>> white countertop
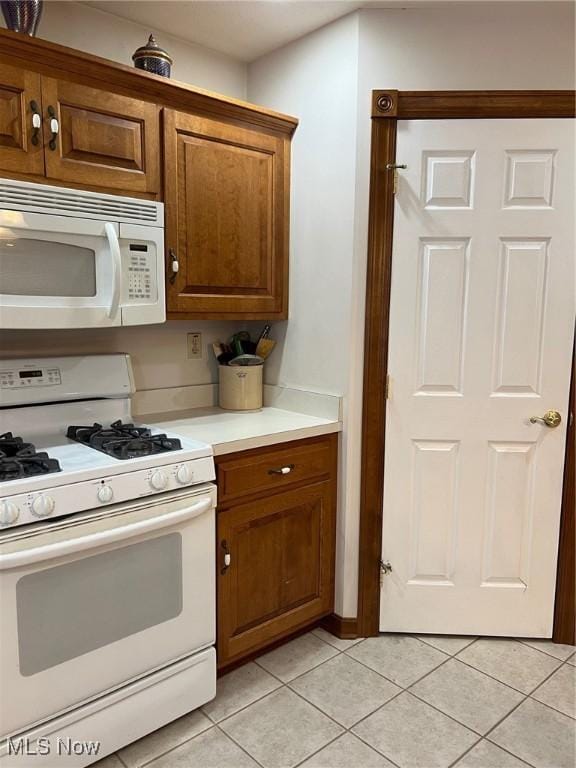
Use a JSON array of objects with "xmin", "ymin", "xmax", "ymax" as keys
[{"xmin": 142, "ymin": 406, "xmax": 341, "ymax": 455}]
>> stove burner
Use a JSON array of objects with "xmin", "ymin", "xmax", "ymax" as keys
[
  {"xmin": 66, "ymin": 420, "xmax": 182, "ymax": 460},
  {"xmin": 0, "ymin": 432, "xmax": 61, "ymax": 482}
]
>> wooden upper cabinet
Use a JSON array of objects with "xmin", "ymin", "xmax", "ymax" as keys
[
  {"xmin": 0, "ymin": 59, "xmax": 44, "ymax": 176},
  {"xmin": 40, "ymin": 78, "xmax": 160, "ymax": 196},
  {"xmin": 164, "ymin": 109, "xmax": 290, "ymax": 319}
]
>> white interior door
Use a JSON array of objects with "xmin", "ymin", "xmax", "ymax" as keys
[{"xmin": 381, "ymin": 119, "xmax": 575, "ymax": 637}]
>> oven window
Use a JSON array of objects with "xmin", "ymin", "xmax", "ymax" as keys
[
  {"xmin": 0, "ymin": 236, "xmax": 97, "ymax": 297},
  {"xmin": 16, "ymin": 534, "xmax": 183, "ymax": 676}
]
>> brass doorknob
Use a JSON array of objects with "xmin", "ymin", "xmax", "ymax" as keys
[{"xmin": 530, "ymin": 410, "xmax": 561, "ymax": 428}]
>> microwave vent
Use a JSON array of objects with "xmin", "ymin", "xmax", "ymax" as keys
[{"xmin": 0, "ymin": 181, "xmax": 162, "ymax": 226}]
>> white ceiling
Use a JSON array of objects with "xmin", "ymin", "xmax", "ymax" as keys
[{"xmin": 84, "ymin": 1, "xmax": 567, "ymax": 62}]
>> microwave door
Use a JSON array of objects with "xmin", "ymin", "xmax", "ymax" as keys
[{"xmin": 0, "ymin": 211, "xmax": 122, "ymax": 329}]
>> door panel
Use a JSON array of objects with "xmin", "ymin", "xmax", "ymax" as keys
[
  {"xmin": 217, "ymin": 481, "xmax": 333, "ymax": 666},
  {"xmin": 41, "ymin": 78, "xmax": 160, "ymax": 196},
  {"xmin": 0, "ymin": 60, "xmax": 44, "ymax": 177},
  {"xmin": 164, "ymin": 109, "xmax": 289, "ymax": 318},
  {"xmin": 381, "ymin": 119, "xmax": 575, "ymax": 637}
]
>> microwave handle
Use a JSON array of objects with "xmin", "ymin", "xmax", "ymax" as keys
[
  {"xmin": 105, "ymin": 222, "xmax": 122, "ymax": 320},
  {"xmin": 0, "ymin": 496, "xmax": 212, "ymax": 571}
]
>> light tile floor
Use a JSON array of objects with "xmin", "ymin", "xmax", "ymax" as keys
[{"xmin": 96, "ymin": 631, "xmax": 575, "ymax": 768}]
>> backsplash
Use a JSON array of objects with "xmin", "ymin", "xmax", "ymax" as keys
[{"xmin": 0, "ymin": 322, "xmax": 241, "ymax": 391}]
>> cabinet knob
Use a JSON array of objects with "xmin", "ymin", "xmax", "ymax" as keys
[
  {"xmin": 47, "ymin": 105, "xmax": 59, "ymax": 151},
  {"xmin": 169, "ymin": 248, "xmax": 179, "ymax": 284},
  {"xmin": 221, "ymin": 540, "xmax": 231, "ymax": 574},
  {"xmin": 30, "ymin": 100, "xmax": 41, "ymax": 146}
]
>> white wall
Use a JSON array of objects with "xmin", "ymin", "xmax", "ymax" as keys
[
  {"xmin": 249, "ymin": 2, "xmax": 576, "ymax": 617},
  {"xmin": 1, "ymin": 1, "xmax": 246, "ymax": 97},
  {"xmin": 248, "ymin": 13, "xmax": 361, "ymax": 616},
  {"xmin": 0, "ymin": 2, "xmax": 248, "ymax": 392}
]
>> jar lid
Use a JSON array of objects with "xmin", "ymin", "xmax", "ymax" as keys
[{"xmin": 132, "ymin": 34, "xmax": 173, "ymax": 65}]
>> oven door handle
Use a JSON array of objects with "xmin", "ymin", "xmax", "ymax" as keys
[
  {"xmin": 105, "ymin": 222, "xmax": 122, "ymax": 320},
  {"xmin": 0, "ymin": 496, "xmax": 213, "ymax": 571}
]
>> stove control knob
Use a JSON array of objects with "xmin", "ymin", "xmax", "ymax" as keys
[
  {"xmin": 150, "ymin": 470, "xmax": 168, "ymax": 491},
  {"xmin": 97, "ymin": 484, "xmax": 114, "ymax": 504},
  {"xmin": 0, "ymin": 501, "xmax": 19, "ymax": 526},
  {"xmin": 31, "ymin": 494, "xmax": 55, "ymax": 518},
  {"xmin": 176, "ymin": 465, "xmax": 193, "ymax": 485}
]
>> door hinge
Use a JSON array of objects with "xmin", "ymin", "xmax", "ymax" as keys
[
  {"xmin": 386, "ymin": 163, "xmax": 407, "ymax": 194},
  {"xmin": 385, "ymin": 374, "xmax": 391, "ymax": 400},
  {"xmin": 379, "ymin": 559, "xmax": 393, "ymax": 587}
]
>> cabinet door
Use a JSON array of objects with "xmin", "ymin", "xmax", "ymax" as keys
[
  {"xmin": 217, "ymin": 481, "xmax": 335, "ymax": 666},
  {"xmin": 41, "ymin": 77, "xmax": 160, "ymax": 196},
  {"xmin": 0, "ymin": 60, "xmax": 44, "ymax": 177},
  {"xmin": 164, "ymin": 109, "xmax": 289, "ymax": 319}
]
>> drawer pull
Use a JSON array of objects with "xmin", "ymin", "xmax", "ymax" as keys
[
  {"xmin": 268, "ymin": 464, "xmax": 295, "ymax": 476},
  {"xmin": 221, "ymin": 539, "xmax": 231, "ymax": 574}
]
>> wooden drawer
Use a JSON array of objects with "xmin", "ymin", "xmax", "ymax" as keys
[{"xmin": 216, "ymin": 436, "xmax": 335, "ymax": 504}]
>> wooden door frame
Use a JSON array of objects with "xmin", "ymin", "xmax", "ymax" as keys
[{"xmin": 357, "ymin": 90, "xmax": 576, "ymax": 641}]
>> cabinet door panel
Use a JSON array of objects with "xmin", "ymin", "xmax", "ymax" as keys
[
  {"xmin": 0, "ymin": 60, "xmax": 44, "ymax": 176},
  {"xmin": 235, "ymin": 514, "xmax": 283, "ymax": 631},
  {"xmin": 165, "ymin": 109, "xmax": 289, "ymax": 318},
  {"xmin": 41, "ymin": 78, "xmax": 160, "ymax": 196},
  {"xmin": 218, "ymin": 481, "xmax": 335, "ymax": 666}
]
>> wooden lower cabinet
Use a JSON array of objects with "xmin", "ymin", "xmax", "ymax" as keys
[{"xmin": 216, "ymin": 435, "xmax": 337, "ymax": 669}]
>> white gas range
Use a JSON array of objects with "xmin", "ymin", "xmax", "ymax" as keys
[{"xmin": 0, "ymin": 355, "xmax": 217, "ymax": 767}]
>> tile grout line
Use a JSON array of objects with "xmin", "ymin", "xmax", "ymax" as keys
[
  {"xmin": 135, "ymin": 722, "xmax": 214, "ymax": 768},
  {"xmin": 345, "ymin": 638, "xmax": 455, "ymax": 691},
  {"xmin": 450, "ymin": 737, "xmax": 534, "ymax": 768},
  {"xmin": 215, "ymin": 633, "xmax": 439, "ymax": 767},
  {"xmin": 321, "ymin": 635, "xmax": 573, "ymax": 768},
  {"xmin": 448, "ymin": 649, "xmax": 576, "ymax": 768},
  {"xmin": 214, "ymin": 723, "xmax": 267, "ymax": 768},
  {"xmin": 201, "ymin": 672, "xmax": 283, "ymax": 726},
  {"xmin": 253, "ymin": 640, "xmax": 342, "ymax": 683},
  {"xmin": 478, "ymin": 655, "xmax": 576, "ymax": 768},
  {"xmin": 349, "ymin": 728, "xmax": 405, "ymax": 768},
  {"xmin": 290, "ymin": 731, "xmax": 352, "ymax": 768},
  {"xmin": 449, "ymin": 640, "xmax": 565, "ymax": 696},
  {"xmin": 128, "ymin": 632, "xmax": 575, "ymax": 768},
  {"xmin": 516, "ymin": 640, "xmax": 576, "ymax": 664},
  {"xmin": 416, "ymin": 636, "xmax": 478, "ymax": 654}
]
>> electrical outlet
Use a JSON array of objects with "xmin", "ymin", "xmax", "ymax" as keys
[{"xmin": 187, "ymin": 332, "xmax": 202, "ymax": 359}]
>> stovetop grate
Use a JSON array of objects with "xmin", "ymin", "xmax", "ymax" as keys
[
  {"xmin": 0, "ymin": 432, "xmax": 62, "ymax": 482},
  {"xmin": 66, "ymin": 420, "xmax": 182, "ymax": 460}
]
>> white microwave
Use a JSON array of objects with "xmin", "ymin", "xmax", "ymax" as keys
[{"xmin": 0, "ymin": 179, "xmax": 166, "ymax": 329}]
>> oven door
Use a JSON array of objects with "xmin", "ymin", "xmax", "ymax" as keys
[
  {"xmin": 0, "ymin": 485, "xmax": 216, "ymax": 738},
  {"xmin": 0, "ymin": 210, "xmax": 122, "ymax": 329}
]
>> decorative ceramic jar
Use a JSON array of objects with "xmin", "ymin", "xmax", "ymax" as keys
[
  {"xmin": 1, "ymin": 0, "xmax": 43, "ymax": 36},
  {"xmin": 132, "ymin": 34, "xmax": 173, "ymax": 78}
]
